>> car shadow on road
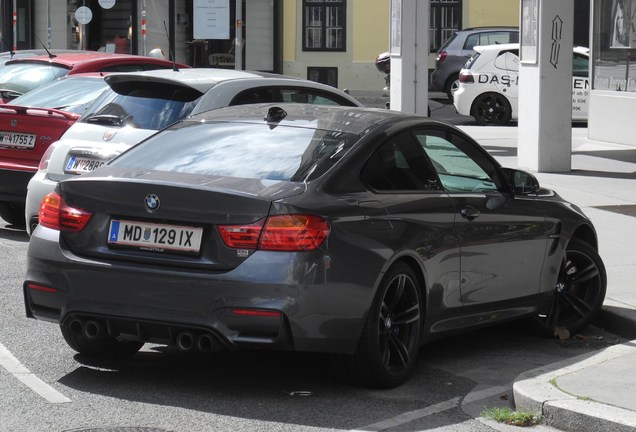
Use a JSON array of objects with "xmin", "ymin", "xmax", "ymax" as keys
[
  {"xmin": 53, "ymin": 323, "xmax": 625, "ymax": 431},
  {"xmin": 0, "ymin": 224, "xmax": 29, "ymax": 242}
]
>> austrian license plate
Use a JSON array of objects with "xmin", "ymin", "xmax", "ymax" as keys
[
  {"xmin": 65, "ymin": 156, "xmax": 106, "ymax": 174},
  {"xmin": 108, "ymin": 219, "xmax": 203, "ymax": 254},
  {"xmin": 0, "ymin": 131, "xmax": 36, "ymax": 149}
]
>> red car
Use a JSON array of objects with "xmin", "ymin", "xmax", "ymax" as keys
[
  {"xmin": 0, "ymin": 51, "xmax": 188, "ymax": 102},
  {"xmin": 0, "ymin": 52, "xmax": 189, "ymax": 226}
]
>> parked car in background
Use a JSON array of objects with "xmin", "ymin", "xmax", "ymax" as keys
[
  {"xmin": 0, "ymin": 51, "xmax": 187, "ymax": 102},
  {"xmin": 24, "ymin": 103, "xmax": 606, "ymax": 388},
  {"xmin": 453, "ymin": 43, "xmax": 589, "ymax": 125},
  {"xmin": 0, "ymin": 74, "xmax": 110, "ymax": 226},
  {"xmin": 24, "ymin": 68, "xmax": 362, "ymax": 233},
  {"xmin": 430, "ymin": 27, "xmax": 519, "ymax": 100},
  {"xmin": 0, "ymin": 49, "xmax": 86, "ymax": 67}
]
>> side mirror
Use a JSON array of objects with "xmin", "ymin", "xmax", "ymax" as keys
[{"xmin": 501, "ymin": 168, "xmax": 540, "ymax": 195}]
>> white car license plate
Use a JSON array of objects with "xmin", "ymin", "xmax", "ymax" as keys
[
  {"xmin": 0, "ymin": 131, "xmax": 36, "ymax": 148},
  {"xmin": 65, "ymin": 156, "xmax": 106, "ymax": 174},
  {"xmin": 108, "ymin": 219, "xmax": 203, "ymax": 254}
]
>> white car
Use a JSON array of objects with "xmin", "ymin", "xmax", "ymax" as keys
[
  {"xmin": 25, "ymin": 68, "xmax": 361, "ymax": 233},
  {"xmin": 453, "ymin": 43, "xmax": 589, "ymax": 125}
]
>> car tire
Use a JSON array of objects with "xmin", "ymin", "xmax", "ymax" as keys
[
  {"xmin": 0, "ymin": 202, "xmax": 26, "ymax": 228},
  {"xmin": 445, "ymin": 74, "xmax": 460, "ymax": 101},
  {"xmin": 471, "ymin": 92, "xmax": 512, "ymax": 125},
  {"xmin": 333, "ymin": 262, "xmax": 423, "ymax": 388},
  {"xmin": 61, "ymin": 321, "xmax": 144, "ymax": 359},
  {"xmin": 534, "ymin": 238, "xmax": 607, "ymax": 337}
]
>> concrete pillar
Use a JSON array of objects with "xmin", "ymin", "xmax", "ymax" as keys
[
  {"xmin": 518, "ymin": 0, "xmax": 574, "ymax": 172},
  {"xmin": 389, "ymin": 0, "xmax": 429, "ymax": 115}
]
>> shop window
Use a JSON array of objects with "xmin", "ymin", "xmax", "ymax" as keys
[
  {"xmin": 430, "ymin": 0, "xmax": 461, "ymax": 52},
  {"xmin": 308, "ymin": 67, "xmax": 338, "ymax": 87},
  {"xmin": 303, "ymin": 0, "xmax": 346, "ymax": 51},
  {"xmin": 592, "ymin": 0, "xmax": 636, "ymax": 92}
]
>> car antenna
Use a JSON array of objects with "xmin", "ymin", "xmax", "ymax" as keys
[
  {"xmin": 163, "ymin": 21, "xmax": 179, "ymax": 72},
  {"xmin": 34, "ymin": 34, "xmax": 56, "ymax": 59}
]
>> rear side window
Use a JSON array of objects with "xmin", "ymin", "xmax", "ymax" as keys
[
  {"xmin": 464, "ymin": 31, "xmax": 518, "ymax": 51},
  {"xmin": 361, "ymin": 132, "xmax": 442, "ymax": 192},
  {"xmin": 230, "ymin": 87, "xmax": 356, "ymax": 107}
]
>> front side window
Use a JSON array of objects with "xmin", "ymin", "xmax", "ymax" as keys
[
  {"xmin": 415, "ymin": 130, "xmax": 501, "ymax": 193},
  {"xmin": 303, "ymin": 0, "xmax": 346, "ymax": 51}
]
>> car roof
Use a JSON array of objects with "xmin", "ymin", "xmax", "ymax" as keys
[
  {"xmin": 103, "ymin": 68, "xmax": 361, "ymax": 108},
  {"xmin": 186, "ymin": 103, "xmax": 441, "ymax": 136},
  {"xmin": 4, "ymin": 51, "xmax": 183, "ymax": 70},
  {"xmin": 460, "ymin": 26, "xmax": 519, "ymax": 32},
  {"xmin": 473, "ymin": 43, "xmax": 520, "ymax": 54},
  {"xmin": 474, "ymin": 43, "xmax": 589, "ymax": 57}
]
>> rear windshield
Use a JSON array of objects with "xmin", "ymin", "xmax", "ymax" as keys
[
  {"xmin": 0, "ymin": 63, "xmax": 69, "ymax": 95},
  {"xmin": 9, "ymin": 77, "xmax": 108, "ymax": 114},
  {"xmin": 79, "ymin": 83, "xmax": 201, "ymax": 130},
  {"xmin": 111, "ymin": 121, "xmax": 358, "ymax": 182}
]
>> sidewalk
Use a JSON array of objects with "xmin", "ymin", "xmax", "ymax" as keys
[{"xmin": 461, "ymin": 125, "xmax": 636, "ymax": 432}]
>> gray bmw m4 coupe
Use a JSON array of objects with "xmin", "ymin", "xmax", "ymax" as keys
[{"xmin": 24, "ymin": 103, "xmax": 606, "ymax": 388}]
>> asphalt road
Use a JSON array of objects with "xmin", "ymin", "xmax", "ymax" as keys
[{"xmin": 0, "ymin": 218, "xmax": 625, "ymax": 432}]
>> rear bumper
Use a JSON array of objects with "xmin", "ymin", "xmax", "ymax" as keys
[{"xmin": 24, "ymin": 226, "xmax": 380, "ymax": 354}]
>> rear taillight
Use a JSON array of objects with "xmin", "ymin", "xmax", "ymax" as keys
[
  {"xmin": 38, "ymin": 143, "xmax": 57, "ymax": 172},
  {"xmin": 458, "ymin": 72, "xmax": 474, "ymax": 83},
  {"xmin": 218, "ymin": 214, "xmax": 329, "ymax": 252},
  {"xmin": 218, "ymin": 219, "xmax": 265, "ymax": 248},
  {"xmin": 436, "ymin": 51, "xmax": 448, "ymax": 63},
  {"xmin": 39, "ymin": 192, "xmax": 93, "ymax": 232}
]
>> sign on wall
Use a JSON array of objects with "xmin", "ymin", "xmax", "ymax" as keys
[{"xmin": 193, "ymin": 0, "xmax": 230, "ymax": 40}]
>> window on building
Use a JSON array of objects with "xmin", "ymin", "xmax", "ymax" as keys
[
  {"xmin": 430, "ymin": 0, "xmax": 461, "ymax": 52},
  {"xmin": 308, "ymin": 67, "xmax": 338, "ymax": 88},
  {"xmin": 303, "ymin": 0, "xmax": 346, "ymax": 51}
]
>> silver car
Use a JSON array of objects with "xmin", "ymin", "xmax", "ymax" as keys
[{"xmin": 25, "ymin": 68, "xmax": 361, "ymax": 233}]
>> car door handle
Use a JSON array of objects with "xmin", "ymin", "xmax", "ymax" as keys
[{"xmin": 460, "ymin": 206, "xmax": 480, "ymax": 220}]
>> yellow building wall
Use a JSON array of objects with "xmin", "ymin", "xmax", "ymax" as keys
[
  {"xmin": 283, "ymin": 0, "xmax": 297, "ymax": 62},
  {"xmin": 464, "ymin": 0, "xmax": 519, "ymax": 27},
  {"xmin": 352, "ymin": 0, "xmax": 390, "ymax": 62}
]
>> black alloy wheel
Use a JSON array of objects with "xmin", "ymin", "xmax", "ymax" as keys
[
  {"xmin": 538, "ymin": 239, "xmax": 607, "ymax": 337},
  {"xmin": 336, "ymin": 262, "xmax": 423, "ymax": 388},
  {"xmin": 472, "ymin": 92, "xmax": 512, "ymax": 125}
]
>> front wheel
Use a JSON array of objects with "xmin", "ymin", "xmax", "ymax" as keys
[
  {"xmin": 472, "ymin": 92, "xmax": 512, "ymax": 125},
  {"xmin": 535, "ymin": 239, "xmax": 607, "ymax": 337},
  {"xmin": 334, "ymin": 262, "xmax": 423, "ymax": 388}
]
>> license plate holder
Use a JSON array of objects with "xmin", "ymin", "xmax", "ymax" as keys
[
  {"xmin": 108, "ymin": 219, "xmax": 203, "ymax": 254},
  {"xmin": 0, "ymin": 131, "xmax": 36, "ymax": 149},
  {"xmin": 65, "ymin": 156, "xmax": 106, "ymax": 174}
]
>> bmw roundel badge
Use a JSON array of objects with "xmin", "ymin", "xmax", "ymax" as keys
[{"xmin": 145, "ymin": 194, "xmax": 160, "ymax": 212}]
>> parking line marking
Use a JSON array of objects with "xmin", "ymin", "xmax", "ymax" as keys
[
  {"xmin": 349, "ymin": 397, "xmax": 460, "ymax": 431},
  {"xmin": 0, "ymin": 342, "xmax": 71, "ymax": 403}
]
